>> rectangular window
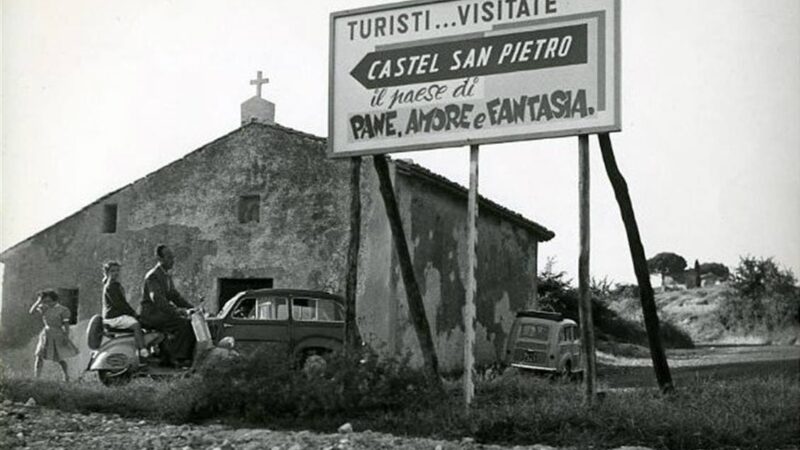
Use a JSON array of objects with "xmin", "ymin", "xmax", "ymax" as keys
[
  {"xmin": 102, "ymin": 204, "xmax": 118, "ymax": 233},
  {"xmin": 255, "ymin": 297, "xmax": 288, "ymax": 320},
  {"xmin": 237, "ymin": 195, "xmax": 260, "ymax": 224},
  {"xmin": 292, "ymin": 298, "xmax": 344, "ymax": 322},
  {"xmin": 520, "ymin": 323, "xmax": 550, "ymax": 341}
]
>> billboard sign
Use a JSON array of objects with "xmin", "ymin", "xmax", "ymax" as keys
[{"xmin": 328, "ymin": 0, "xmax": 620, "ymax": 157}]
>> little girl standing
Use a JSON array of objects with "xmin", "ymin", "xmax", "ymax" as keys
[{"xmin": 29, "ymin": 290, "xmax": 79, "ymax": 381}]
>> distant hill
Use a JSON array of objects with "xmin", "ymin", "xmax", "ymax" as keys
[{"xmin": 607, "ymin": 284, "xmax": 800, "ymax": 346}]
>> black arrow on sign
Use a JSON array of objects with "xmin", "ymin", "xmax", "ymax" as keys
[{"xmin": 350, "ymin": 24, "xmax": 587, "ymax": 89}]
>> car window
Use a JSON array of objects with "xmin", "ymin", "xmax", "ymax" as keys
[
  {"xmin": 520, "ymin": 323, "xmax": 550, "ymax": 341},
  {"xmin": 232, "ymin": 296, "xmax": 288, "ymax": 320},
  {"xmin": 292, "ymin": 297, "xmax": 344, "ymax": 322}
]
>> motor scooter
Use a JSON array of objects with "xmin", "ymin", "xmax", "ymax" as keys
[{"xmin": 85, "ymin": 309, "xmax": 212, "ymax": 386}]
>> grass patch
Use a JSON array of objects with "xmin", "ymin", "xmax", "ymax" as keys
[{"xmin": 1, "ymin": 352, "xmax": 798, "ymax": 449}]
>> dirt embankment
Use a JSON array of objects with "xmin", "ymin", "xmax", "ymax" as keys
[{"xmin": 608, "ymin": 284, "xmax": 800, "ymax": 346}]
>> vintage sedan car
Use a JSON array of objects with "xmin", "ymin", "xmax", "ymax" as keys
[{"xmin": 207, "ymin": 288, "xmax": 345, "ymax": 360}]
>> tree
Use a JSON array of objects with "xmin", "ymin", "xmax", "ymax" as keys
[
  {"xmin": 718, "ymin": 256, "xmax": 800, "ymax": 330},
  {"xmin": 699, "ymin": 262, "xmax": 730, "ymax": 280},
  {"xmin": 693, "ymin": 259, "xmax": 701, "ymax": 288},
  {"xmin": 647, "ymin": 252, "xmax": 687, "ymax": 287}
]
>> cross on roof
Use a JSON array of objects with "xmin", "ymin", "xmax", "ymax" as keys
[{"xmin": 250, "ymin": 71, "xmax": 269, "ymax": 98}]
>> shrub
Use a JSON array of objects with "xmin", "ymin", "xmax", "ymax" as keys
[
  {"xmin": 1, "ymin": 368, "xmax": 797, "ymax": 449},
  {"xmin": 613, "ymin": 283, "xmax": 640, "ymax": 298},
  {"xmin": 718, "ymin": 256, "xmax": 800, "ymax": 331},
  {"xmin": 186, "ymin": 347, "xmax": 441, "ymax": 422}
]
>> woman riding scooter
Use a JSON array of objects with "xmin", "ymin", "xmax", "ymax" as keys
[{"xmin": 101, "ymin": 261, "xmax": 149, "ymax": 363}]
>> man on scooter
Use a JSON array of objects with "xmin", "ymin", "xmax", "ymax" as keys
[{"xmin": 139, "ymin": 244, "xmax": 195, "ymax": 367}]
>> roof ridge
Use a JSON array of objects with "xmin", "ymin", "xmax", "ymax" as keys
[
  {"xmin": 1, "ymin": 123, "xmax": 261, "ymax": 257},
  {"xmin": 393, "ymin": 159, "xmax": 555, "ymax": 241},
  {"xmin": 1, "ymin": 123, "xmax": 553, "ymax": 258}
]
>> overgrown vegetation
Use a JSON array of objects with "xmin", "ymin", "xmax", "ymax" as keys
[
  {"xmin": 537, "ymin": 260, "xmax": 694, "ymax": 349},
  {"xmin": 718, "ymin": 256, "xmax": 800, "ymax": 333},
  {"xmin": 1, "ymin": 350, "xmax": 797, "ymax": 449},
  {"xmin": 178, "ymin": 348, "xmax": 441, "ymax": 423}
]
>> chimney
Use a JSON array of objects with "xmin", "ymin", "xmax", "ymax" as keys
[
  {"xmin": 241, "ymin": 96, "xmax": 275, "ymax": 126},
  {"xmin": 242, "ymin": 71, "xmax": 275, "ymax": 125}
]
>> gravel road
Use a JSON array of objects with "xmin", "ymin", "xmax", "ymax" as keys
[{"xmin": 0, "ymin": 398, "xmax": 657, "ymax": 450}]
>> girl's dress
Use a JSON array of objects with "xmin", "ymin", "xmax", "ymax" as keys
[{"xmin": 34, "ymin": 303, "xmax": 79, "ymax": 361}]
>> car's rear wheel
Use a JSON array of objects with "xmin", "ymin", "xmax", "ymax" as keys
[
  {"xmin": 98, "ymin": 368, "xmax": 132, "ymax": 387},
  {"xmin": 297, "ymin": 348, "xmax": 330, "ymax": 375}
]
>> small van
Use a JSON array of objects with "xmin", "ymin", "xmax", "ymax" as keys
[{"xmin": 505, "ymin": 310, "xmax": 583, "ymax": 375}]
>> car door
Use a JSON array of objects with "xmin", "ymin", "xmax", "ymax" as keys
[
  {"xmin": 290, "ymin": 296, "xmax": 345, "ymax": 355},
  {"xmin": 218, "ymin": 294, "xmax": 290, "ymax": 355},
  {"xmin": 557, "ymin": 324, "xmax": 572, "ymax": 370}
]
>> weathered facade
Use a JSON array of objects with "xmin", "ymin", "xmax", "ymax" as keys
[{"xmin": 0, "ymin": 114, "xmax": 553, "ymax": 376}]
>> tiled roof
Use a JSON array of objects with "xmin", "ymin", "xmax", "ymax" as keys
[{"xmin": 393, "ymin": 159, "xmax": 555, "ymax": 241}]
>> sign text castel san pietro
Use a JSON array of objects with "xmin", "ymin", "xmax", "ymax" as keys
[{"xmin": 329, "ymin": 0, "xmax": 620, "ymax": 157}]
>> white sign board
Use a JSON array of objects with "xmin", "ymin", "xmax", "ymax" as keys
[{"xmin": 328, "ymin": 0, "xmax": 620, "ymax": 158}]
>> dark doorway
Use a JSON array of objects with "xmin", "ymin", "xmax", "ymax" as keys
[
  {"xmin": 218, "ymin": 278, "xmax": 273, "ymax": 310},
  {"xmin": 57, "ymin": 288, "xmax": 79, "ymax": 325}
]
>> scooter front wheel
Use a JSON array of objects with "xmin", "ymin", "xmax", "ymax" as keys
[{"xmin": 98, "ymin": 368, "xmax": 132, "ymax": 387}]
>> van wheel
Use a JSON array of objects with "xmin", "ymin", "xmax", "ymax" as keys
[
  {"xmin": 98, "ymin": 368, "xmax": 132, "ymax": 387},
  {"xmin": 560, "ymin": 361, "xmax": 573, "ymax": 380}
]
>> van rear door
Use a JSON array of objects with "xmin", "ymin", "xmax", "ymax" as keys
[{"xmin": 511, "ymin": 321, "xmax": 553, "ymax": 370}]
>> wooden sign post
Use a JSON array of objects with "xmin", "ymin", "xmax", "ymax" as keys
[
  {"xmin": 578, "ymin": 134, "xmax": 598, "ymax": 405},
  {"xmin": 329, "ymin": 0, "xmax": 627, "ymax": 406},
  {"xmin": 463, "ymin": 144, "xmax": 479, "ymax": 410}
]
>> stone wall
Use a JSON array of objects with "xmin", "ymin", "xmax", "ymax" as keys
[
  {"xmin": 0, "ymin": 123, "xmax": 351, "ymax": 351},
  {"xmin": 1, "ymin": 123, "xmax": 549, "ymax": 378},
  {"xmin": 355, "ymin": 161, "xmax": 541, "ymax": 373}
]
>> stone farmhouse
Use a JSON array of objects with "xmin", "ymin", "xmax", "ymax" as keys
[{"xmin": 0, "ymin": 93, "xmax": 554, "ymax": 377}]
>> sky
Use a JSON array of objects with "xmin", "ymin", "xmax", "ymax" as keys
[{"xmin": 2, "ymin": 0, "xmax": 799, "ymax": 285}]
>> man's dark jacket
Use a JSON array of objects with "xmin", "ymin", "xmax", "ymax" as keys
[
  {"xmin": 139, "ymin": 264, "xmax": 192, "ymax": 327},
  {"xmin": 139, "ymin": 264, "xmax": 195, "ymax": 361}
]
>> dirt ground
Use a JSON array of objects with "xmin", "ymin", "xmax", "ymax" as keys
[{"xmin": 0, "ymin": 398, "xmax": 661, "ymax": 450}]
